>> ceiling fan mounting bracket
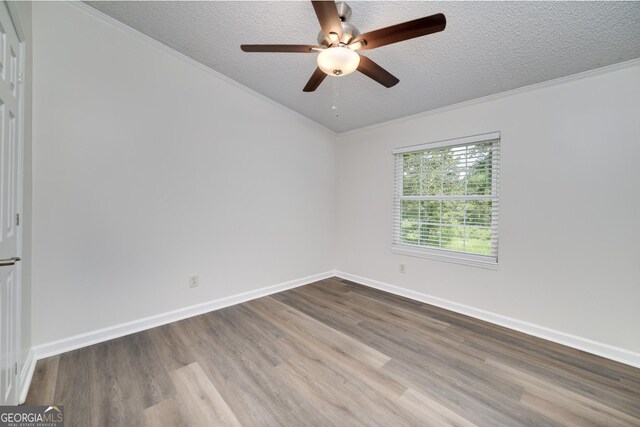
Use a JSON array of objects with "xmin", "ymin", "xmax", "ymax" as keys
[{"xmin": 334, "ymin": 2, "xmax": 352, "ymax": 22}]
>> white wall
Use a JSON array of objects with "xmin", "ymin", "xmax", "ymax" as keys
[
  {"xmin": 336, "ymin": 63, "xmax": 640, "ymax": 354},
  {"xmin": 31, "ymin": 1, "xmax": 640, "ymax": 363},
  {"xmin": 31, "ymin": 3, "xmax": 336, "ymax": 346}
]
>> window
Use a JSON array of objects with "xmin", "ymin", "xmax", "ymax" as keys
[{"xmin": 393, "ymin": 132, "xmax": 500, "ymax": 268}]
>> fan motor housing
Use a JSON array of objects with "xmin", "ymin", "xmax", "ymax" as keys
[{"xmin": 317, "ymin": 2, "xmax": 360, "ymax": 46}]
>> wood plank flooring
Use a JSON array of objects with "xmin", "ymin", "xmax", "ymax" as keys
[{"xmin": 26, "ymin": 277, "xmax": 640, "ymax": 426}]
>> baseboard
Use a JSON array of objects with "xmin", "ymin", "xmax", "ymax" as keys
[
  {"xmin": 19, "ymin": 348, "xmax": 36, "ymax": 404},
  {"xmin": 26, "ymin": 267, "xmax": 639, "ymax": 399},
  {"xmin": 335, "ymin": 271, "xmax": 640, "ymax": 369},
  {"xmin": 32, "ymin": 271, "xmax": 335, "ymax": 361}
]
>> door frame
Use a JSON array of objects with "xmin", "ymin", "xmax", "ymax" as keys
[{"xmin": 4, "ymin": 0, "xmax": 26, "ymax": 406}]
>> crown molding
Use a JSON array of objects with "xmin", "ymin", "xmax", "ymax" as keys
[
  {"xmin": 62, "ymin": 3, "xmax": 640, "ymax": 140},
  {"xmin": 338, "ymin": 57, "xmax": 640, "ymax": 137},
  {"xmin": 65, "ymin": 1, "xmax": 336, "ymax": 137}
]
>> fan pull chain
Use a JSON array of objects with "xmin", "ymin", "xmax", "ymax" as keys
[{"xmin": 332, "ymin": 78, "xmax": 339, "ymax": 118}]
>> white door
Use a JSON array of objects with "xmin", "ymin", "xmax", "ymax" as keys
[{"xmin": 0, "ymin": 0, "xmax": 21, "ymax": 406}]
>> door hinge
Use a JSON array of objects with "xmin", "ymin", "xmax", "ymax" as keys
[
  {"xmin": 18, "ymin": 72, "xmax": 23, "ymax": 85},
  {"xmin": 15, "ymin": 363, "xmax": 18, "ymax": 375},
  {"xmin": 16, "ymin": 213, "xmax": 19, "ymax": 226}
]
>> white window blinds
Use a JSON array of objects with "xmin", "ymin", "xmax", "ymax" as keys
[{"xmin": 393, "ymin": 132, "xmax": 500, "ymax": 268}]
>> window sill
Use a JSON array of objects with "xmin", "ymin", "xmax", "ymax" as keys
[{"xmin": 391, "ymin": 244, "xmax": 498, "ymax": 270}]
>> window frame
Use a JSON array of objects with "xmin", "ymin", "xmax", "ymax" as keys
[{"xmin": 392, "ymin": 132, "xmax": 500, "ymax": 269}]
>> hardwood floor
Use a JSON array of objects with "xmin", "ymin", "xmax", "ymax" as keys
[{"xmin": 26, "ymin": 278, "xmax": 640, "ymax": 426}]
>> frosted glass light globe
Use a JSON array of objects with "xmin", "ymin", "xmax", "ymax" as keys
[{"xmin": 317, "ymin": 47, "xmax": 360, "ymax": 77}]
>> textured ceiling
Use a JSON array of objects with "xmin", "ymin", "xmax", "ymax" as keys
[{"xmin": 86, "ymin": 1, "xmax": 640, "ymax": 132}]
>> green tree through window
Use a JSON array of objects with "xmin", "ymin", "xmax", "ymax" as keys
[{"xmin": 394, "ymin": 137, "xmax": 499, "ymax": 262}]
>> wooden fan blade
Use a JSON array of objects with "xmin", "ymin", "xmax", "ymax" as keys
[
  {"xmin": 357, "ymin": 55, "xmax": 399, "ymax": 88},
  {"xmin": 241, "ymin": 44, "xmax": 321, "ymax": 53},
  {"xmin": 311, "ymin": 1, "xmax": 343, "ymax": 42},
  {"xmin": 303, "ymin": 67, "xmax": 328, "ymax": 92},
  {"xmin": 352, "ymin": 13, "xmax": 446, "ymax": 50}
]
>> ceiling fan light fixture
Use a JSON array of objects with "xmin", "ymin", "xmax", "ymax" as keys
[
  {"xmin": 240, "ymin": 1, "xmax": 446, "ymax": 92},
  {"xmin": 317, "ymin": 46, "xmax": 360, "ymax": 76}
]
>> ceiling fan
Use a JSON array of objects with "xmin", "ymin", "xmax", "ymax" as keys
[{"xmin": 241, "ymin": 1, "xmax": 446, "ymax": 92}]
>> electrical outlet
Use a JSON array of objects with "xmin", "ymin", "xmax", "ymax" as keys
[
  {"xmin": 189, "ymin": 274, "xmax": 199, "ymax": 288},
  {"xmin": 399, "ymin": 263, "xmax": 406, "ymax": 273}
]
